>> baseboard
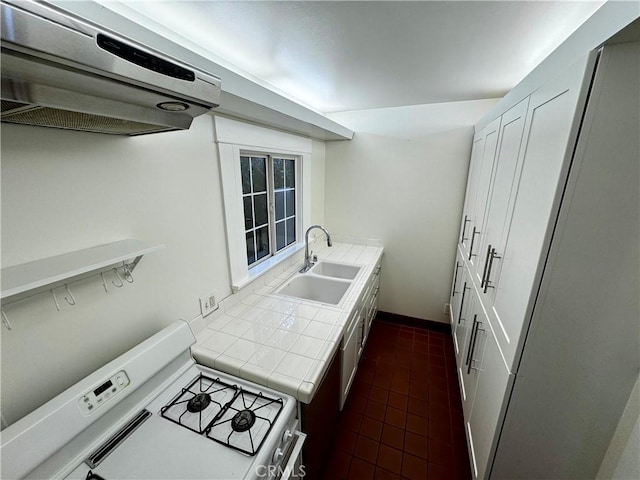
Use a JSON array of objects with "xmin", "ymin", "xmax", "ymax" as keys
[{"xmin": 375, "ymin": 311, "xmax": 451, "ymax": 334}]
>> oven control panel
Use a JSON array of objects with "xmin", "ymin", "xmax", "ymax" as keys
[{"xmin": 78, "ymin": 370, "xmax": 130, "ymax": 415}]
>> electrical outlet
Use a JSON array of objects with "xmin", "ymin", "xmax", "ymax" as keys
[
  {"xmin": 444, "ymin": 303, "xmax": 451, "ymax": 315},
  {"xmin": 199, "ymin": 291, "xmax": 217, "ymax": 317}
]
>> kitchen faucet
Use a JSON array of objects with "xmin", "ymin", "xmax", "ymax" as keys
[{"xmin": 300, "ymin": 225, "xmax": 332, "ymax": 273}]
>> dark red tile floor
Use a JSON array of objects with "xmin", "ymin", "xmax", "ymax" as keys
[{"xmin": 322, "ymin": 317, "xmax": 471, "ymax": 480}]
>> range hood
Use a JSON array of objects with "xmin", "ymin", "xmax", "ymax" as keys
[{"xmin": 0, "ymin": 0, "xmax": 221, "ymax": 136}]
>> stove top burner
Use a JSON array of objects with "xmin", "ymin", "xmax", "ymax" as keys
[
  {"xmin": 160, "ymin": 375, "xmax": 238, "ymax": 434},
  {"xmin": 231, "ymin": 409, "xmax": 256, "ymax": 432},
  {"xmin": 160, "ymin": 375, "xmax": 285, "ymax": 456},
  {"xmin": 206, "ymin": 388, "xmax": 284, "ymax": 456},
  {"xmin": 187, "ymin": 393, "xmax": 211, "ymax": 413}
]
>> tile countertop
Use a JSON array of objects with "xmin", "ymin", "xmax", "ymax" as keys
[{"xmin": 190, "ymin": 241, "xmax": 383, "ymax": 404}]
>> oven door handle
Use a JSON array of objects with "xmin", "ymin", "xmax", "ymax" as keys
[{"xmin": 277, "ymin": 430, "xmax": 307, "ymax": 480}]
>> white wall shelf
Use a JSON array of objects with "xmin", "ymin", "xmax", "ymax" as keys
[{"xmin": 1, "ymin": 239, "xmax": 164, "ymax": 303}]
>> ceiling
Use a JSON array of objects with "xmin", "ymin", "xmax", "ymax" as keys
[{"xmin": 100, "ymin": 1, "xmax": 605, "ymax": 114}]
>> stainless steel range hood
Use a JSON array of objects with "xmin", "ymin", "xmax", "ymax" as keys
[{"xmin": 0, "ymin": 0, "xmax": 221, "ymax": 136}]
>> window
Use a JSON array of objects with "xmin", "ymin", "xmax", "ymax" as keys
[
  {"xmin": 241, "ymin": 154, "xmax": 297, "ymax": 267},
  {"xmin": 216, "ymin": 115, "xmax": 312, "ymax": 290}
]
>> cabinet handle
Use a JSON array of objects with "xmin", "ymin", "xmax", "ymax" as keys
[
  {"xmin": 452, "ymin": 262, "xmax": 462, "ymax": 296},
  {"xmin": 460, "ymin": 216, "xmax": 471, "ymax": 243},
  {"xmin": 467, "ymin": 322, "xmax": 486, "ymax": 374},
  {"xmin": 480, "ymin": 244, "xmax": 492, "ymax": 289},
  {"xmin": 483, "ymin": 248, "xmax": 502, "ymax": 293},
  {"xmin": 464, "ymin": 315, "xmax": 479, "ymax": 368},
  {"xmin": 360, "ymin": 316, "xmax": 365, "ymax": 348},
  {"xmin": 468, "ymin": 227, "xmax": 480, "ymax": 260},
  {"xmin": 458, "ymin": 283, "xmax": 470, "ymax": 324},
  {"xmin": 375, "ymin": 266, "xmax": 381, "ymax": 276}
]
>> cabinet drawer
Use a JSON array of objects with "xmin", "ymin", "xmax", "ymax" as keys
[{"xmin": 365, "ymin": 263, "xmax": 381, "ymax": 295}]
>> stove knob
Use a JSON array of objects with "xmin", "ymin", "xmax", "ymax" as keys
[
  {"xmin": 273, "ymin": 447, "xmax": 284, "ymax": 464},
  {"xmin": 283, "ymin": 429, "xmax": 293, "ymax": 443}
]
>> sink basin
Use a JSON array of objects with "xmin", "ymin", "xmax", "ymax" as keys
[
  {"xmin": 278, "ymin": 274, "xmax": 351, "ymax": 305},
  {"xmin": 309, "ymin": 261, "xmax": 361, "ymax": 280}
]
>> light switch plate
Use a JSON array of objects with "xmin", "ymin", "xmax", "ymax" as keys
[{"xmin": 199, "ymin": 292, "xmax": 217, "ymax": 317}]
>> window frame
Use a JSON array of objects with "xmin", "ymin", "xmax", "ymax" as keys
[{"xmin": 216, "ymin": 116, "xmax": 313, "ymax": 292}]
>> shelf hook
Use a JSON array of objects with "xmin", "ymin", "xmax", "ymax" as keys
[
  {"xmin": 112, "ymin": 268, "xmax": 124, "ymax": 288},
  {"xmin": 123, "ymin": 264, "xmax": 134, "ymax": 283},
  {"xmin": 101, "ymin": 272, "xmax": 109, "ymax": 293},
  {"xmin": 64, "ymin": 284, "xmax": 76, "ymax": 306},
  {"xmin": 1, "ymin": 309, "xmax": 12, "ymax": 331},
  {"xmin": 51, "ymin": 289, "xmax": 61, "ymax": 311}
]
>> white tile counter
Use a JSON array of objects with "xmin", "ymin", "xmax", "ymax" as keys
[{"xmin": 191, "ymin": 241, "xmax": 383, "ymax": 403}]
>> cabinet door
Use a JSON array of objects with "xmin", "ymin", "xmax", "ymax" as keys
[
  {"xmin": 467, "ymin": 117, "xmax": 501, "ymax": 274},
  {"xmin": 340, "ymin": 310, "xmax": 360, "ymax": 410},
  {"xmin": 452, "ymin": 267, "xmax": 472, "ymax": 366},
  {"xmin": 465, "ymin": 324, "xmax": 512, "ymax": 480},
  {"xmin": 456, "ymin": 290, "xmax": 489, "ymax": 419},
  {"xmin": 459, "ymin": 117, "xmax": 501, "ymax": 262},
  {"xmin": 458, "ymin": 135, "xmax": 484, "ymax": 257},
  {"xmin": 486, "ymin": 55, "xmax": 593, "ymax": 371},
  {"xmin": 452, "ymin": 282, "xmax": 472, "ymax": 367},
  {"xmin": 474, "ymin": 97, "xmax": 529, "ymax": 288},
  {"xmin": 449, "ymin": 249, "xmax": 465, "ymax": 329}
]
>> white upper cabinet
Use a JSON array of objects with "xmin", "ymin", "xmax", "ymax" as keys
[
  {"xmin": 487, "ymin": 56, "xmax": 592, "ymax": 371},
  {"xmin": 459, "ymin": 136, "xmax": 483, "ymax": 257},
  {"xmin": 459, "ymin": 117, "xmax": 501, "ymax": 266},
  {"xmin": 474, "ymin": 97, "xmax": 529, "ymax": 289}
]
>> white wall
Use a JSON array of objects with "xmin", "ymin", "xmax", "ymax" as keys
[
  {"xmin": 0, "ymin": 115, "xmax": 326, "ymax": 425},
  {"xmin": 324, "ymin": 100, "xmax": 497, "ymax": 323},
  {"xmin": 310, "ymin": 140, "xmax": 326, "ymax": 226},
  {"xmin": 324, "ymin": 130, "xmax": 468, "ymax": 323}
]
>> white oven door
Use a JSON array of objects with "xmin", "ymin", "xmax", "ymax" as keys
[{"xmin": 277, "ymin": 431, "xmax": 306, "ymax": 480}]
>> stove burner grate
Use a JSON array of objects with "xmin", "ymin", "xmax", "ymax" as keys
[
  {"xmin": 160, "ymin": 375, "xmax": 238, "ymax": 434},
  {"xmin": 206, "ymin": 388, "xmax": 284, "ymax": 456},
  {"xmin": 160, "ymin": 375, "xmax": 285, "ymax": 456},
  {"xmin": 85, "ymin": 471, "xmax": 106, "ymax": 480}
]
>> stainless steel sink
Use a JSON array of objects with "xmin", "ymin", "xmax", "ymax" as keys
[
  {"xmin": 277, "ymin": 274, "xmax": 351, "ymax": 305},
  {"xmin": 309, "ymin": 261, "xmax": 361, "ymax": 280}
]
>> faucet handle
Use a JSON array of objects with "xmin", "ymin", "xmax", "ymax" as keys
[{"xmin": 312, "ymin": 253, "xmax": 318, "ymax": 263}]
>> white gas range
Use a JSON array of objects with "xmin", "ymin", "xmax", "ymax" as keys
[{"xmin": 0, "ymin": 321, "xmax": 305, "ymax": 480}]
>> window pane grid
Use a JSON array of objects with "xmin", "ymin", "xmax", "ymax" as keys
[
  {"xmin": 272, "ymin": 157, "xmax": 296, "ymax": 254},
  {"xmin": 241, "ymin": 155, "xmax": 270, "ymax": 266},
  {"xmin": 241, "ymin": 154, "xmax": 296, "ymax": 266}
]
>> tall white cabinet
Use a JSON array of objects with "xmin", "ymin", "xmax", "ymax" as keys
[{"xmin": 450, "ymin": 40, "xmax": 639, "ymax": 479}]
